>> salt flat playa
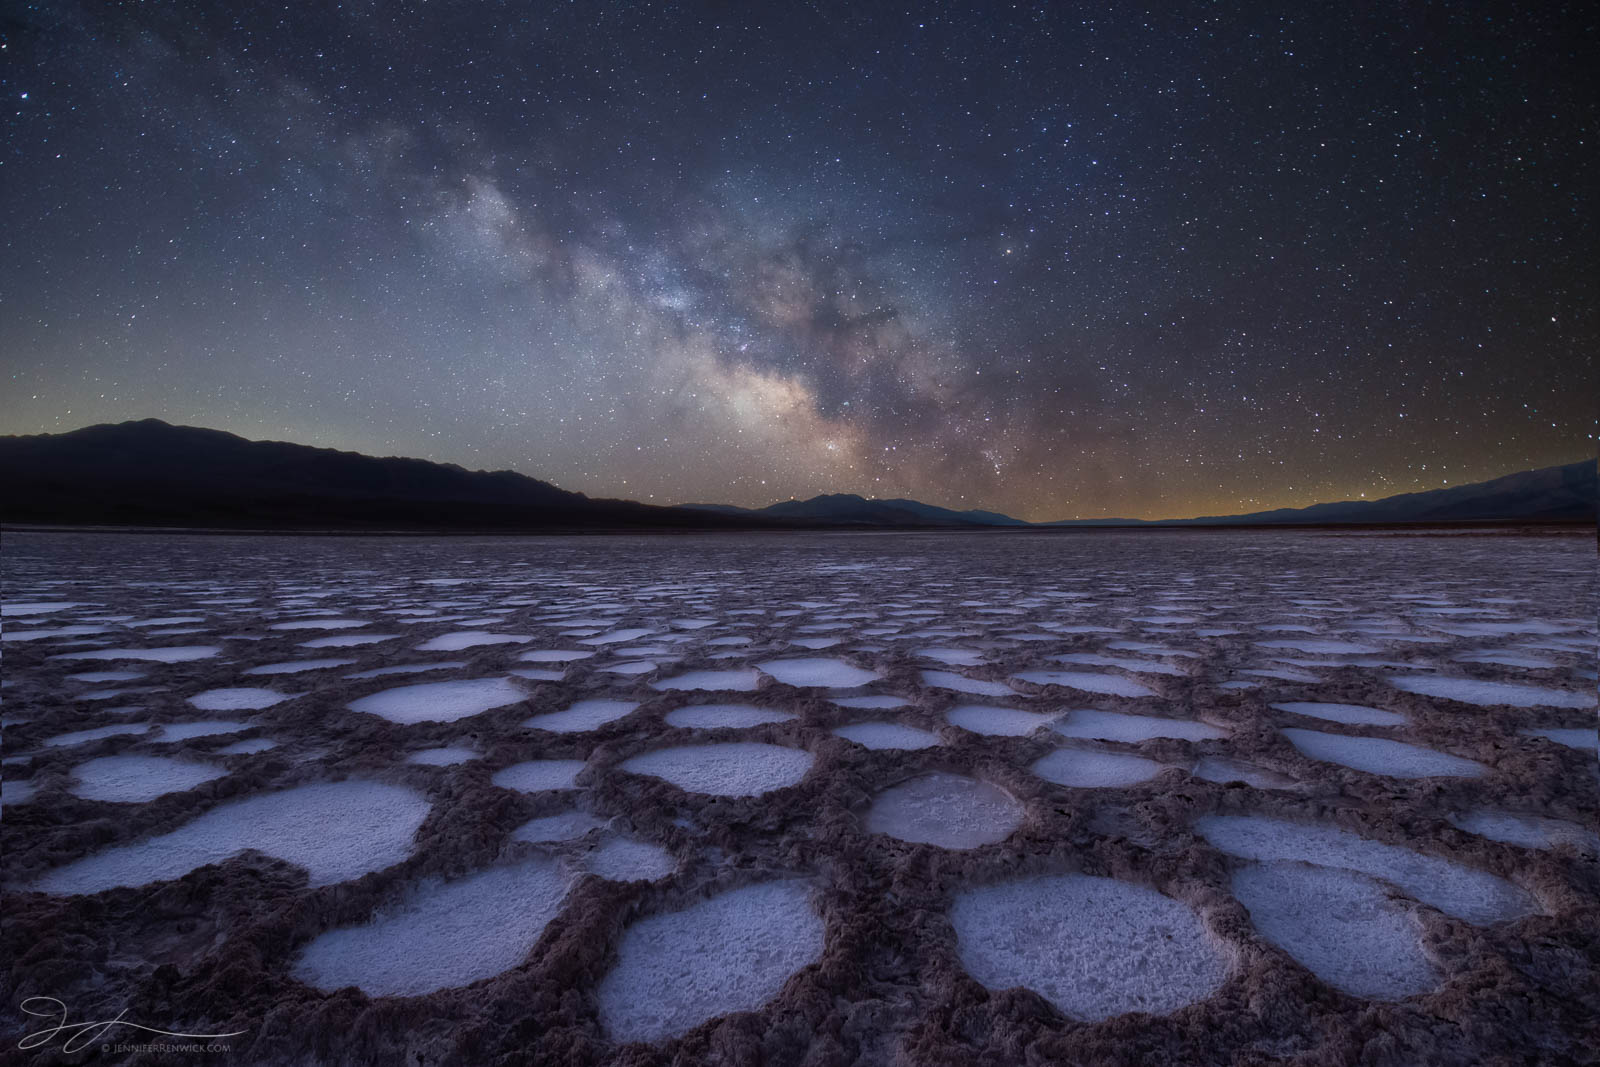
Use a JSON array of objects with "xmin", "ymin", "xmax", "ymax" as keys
[{"xmin": 1, "ymin": 529, "xmax": 1595, "ymax": 1065}]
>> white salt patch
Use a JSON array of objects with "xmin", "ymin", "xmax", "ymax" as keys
[
  {"xmin": 510, "ymin": 668, "xmax": 565, "ymax": 682},
  {"xmin": 492, "ymin": 760, "xmax": 587, "ymax": 792},
  {"xmin": 345, "ymin": 661, "xmax": 467, "ymax": 679},
  {"xmin": 523, "ymin": 698, "xmax": 639, "ymax": 733},
  {"xmin": 1011, "ymin": 671, "xmax": 1157, "ymax": 697},
  {"xmin": 406, "ymin": 747, "xmax": 478, "ymax": 766},
  {"xmin": 1240, "ymin": 668, "xmax": 1321, "ymax": 683},
  {"xmin": 415, "ymin": 631, "xmax": 532, "ymax": 651},
  {"xmin": 1196, "ymin": 814, "xmax": 1530, "ymax": 923},
  {"xmin": 832, "ymin": 722, "xmax": 941, "ymax": 749},
  {"xmin": 43, "ymin": 723, "xmax": 153, "ymax": 747},
  {"xmin": 1232, "ymin": 862, "xmax": 1437, "ymax": 999},
  {"xmin": 918, "ymin": 647, "xmax": 984, "ymax": 666},
  {"xmin": 601, "ymin": 660, "xmax": 658, "ymax": 675},
  {"xmin": 652, "ymin": 669, "xmax": 761, "ymax": 692},
  {"xmin": 1053, "ymin": 653, "xmax": 1187, "ymax": 676},
  {"xmin": 292, "ymin": 857, "xmax": 570, "ymax": 996},
  {"xmin": 1218, "ymin": 681, "xmax": 1260, "ymax": 690},
  {"xmin": 1281, "ymin": 728, "xmax": 1484, "ymax": 778},
  {"xmin": 790, "ymin": 636, "xmax": 841, "ymax": 650},
  {"xmin": 189, "ymin": 687, "xmax": 292, "ymax": 711},
  {"xmin": 245, "ymin": 658, "xmax": 356, "ymax": 675},
  {"xmin": 1454, "ymin": 651, "xmax": 1559, "ymax": 669},
  {"xmin": 596, "ymin": 881, "xmax": 823, "ymax": 1043},
  {"xmin": 585, "ymin": 838, "xmax": 677, "ymax": 882},
  {"xmin": 1256, "ymin": 639, "xmax": 1382, "ymax": 654},
  {"xmin": 216, "ymin": 738, "xmax": 277, "ymax": 755},
  {"xmin": 582, "ymin": 628, "xmax": 656, "ymax": 645},
  {"xmin": 1432, "ymin": 621, "xmax": 1576, "ymax": 636},
  {"xmin": 51, "ymin": 646, "xmax": 220, "ymax": 663},
  {"xmin": 33, "ymin": 780, "xmax": 429, "ymax": 893},
  {"xmin": 1389, "ymin": 676, "xmax": 1592, "ymax": 709},
  {"xmin": 2, "ymin": 779, "xmax": 38, "ymax": 808},
  {"xmin": 866, "ymin": 773, "xmax": 1023, "ymax": 849},
  {"xmin": 67, "ymin": 670, "xmax": 146, "ymax": 682},
  {"xmin": 69, "ymin": 754, "xmax": 225, "ymax": 802},
  {"xmin": 947, "ymin": 705, "xmax": 1060, "ymax": 736},
  {"xmin": 1052, "ymin": 709, "xmax": 1227, "ymax": 742},
  {"xmin": 832, "ymin": 695, "xmax": 907, "ymax": 709},
  {"xmin": 1031, "ymin": 748, "xmax": 1166, "ymax": 788},
  {"xmin": 3, "ymin": 601, "xmax": 83, "ymax": 616},
  {"xmin": 300, "ymin": 633, "xmax": 400, "ymax": 648},
  {"xmin": 1272, "ymin": 701, "xmax": 1408, "ymax": 727},
  {"xmin": 621, "ymin": 743, "xmax": 812, "ymax": 796},
  {"xmin": 153, "ymin": 720, "xmax": 252, "ymax": 742},
  {"xmin": 519, "ymin": 649, "xmax": 595, "ymax": 663},
  {"xmin": 512, "ymin": 810, "xmax": 608, "ymax": 842},
  {"xmin": 1449, "ymin": 810, "xmax": 1599, "ymax": 852},
  {"xmin": 5, "ymin": 625, "xmax": 111, "ymax": 642},
  {"xmin": 758, "ymin": 658, "xmax": 881, "ymax": 688},
  {"xmin": 270, "ymin": 619, "xmax": 369, "ymax": 630},
  {"xmin": 665, "ymin": 705, "xmax": 796, "ymax": 728},
  {"xmin": 951, "ymin": 874, "xmax": 1228, "ymax": 1021},
  {"xmin": 706, "ymin": 636, "xmax": 751, "ymax": 646},
  {"xmin": 921, "ymin": 670, "xmax": 1012, "ymax": 697},
  {"xmin": 1519, "ymin": 727, "xmax": 1595, "ymax": 750},
  {"xmin": 349, "ymin": 677, "xmax": 526, "ymax": 724}
]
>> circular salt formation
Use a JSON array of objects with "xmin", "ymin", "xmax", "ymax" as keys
[
  {"xmin": 492, "ymin": 760, "xmax": 587, "ymax": 792},
  {"xmin": 831, "ymin": 721, "xmax": 940, "ymax": 749},
  {"xmin": 585, "ymin": 837, "xmax": 677, "ymax": 882},
  {"xmin": 1280, "ymin": 728, "xmax": 1484, "ymax": 779},
  {"xmin": 188, "ymin": 687, "xmax": 289, "ymax": 713},
  {"xmin": 756, "ymin": 657, "xmax": 880, "ymax": 688},
  {"xmin": 665, "ymin": 705, "xmax": 796, "ymax": 729},
  {"xmin": 523, "ymin": 699, "xmax": 639, "ymax": 733},
  {"xmin": 620, "ymin": 742, "xmax": 812, "ymax": 797},
  {"xmin": 951, "ymin": 873, "xmax": 1228, "ymax": 1021},
  {"xmin": 1232, "ymin": 862, "xmax": 1438, "ymax": 999},
  {"xmin": 348, "ymin": 677, "xmax": 526, "ymax": 724},
  {"xmin": 293, "ymin": 857, "xmax": 570, "ymax": 996},
  {"xmin": 865, "ymin": 773, "xmax": 1023, "ymax": 849},
  {"xmin": 68, "ymin": 754, "xmax": 226, "ymax": 803},
  {"xmin": 596, "ymin": 881, "xmax": 823, "ymax": 1043},
  {"xmin": 32, "ymin": 780, "xmax": 430, "ymax": 894},
  {"xmin": 406, "ymin": 746, "xmax": 477, "ymax": 766},
  {"xmin": 1031, "ymin": 747, "xmax": 1166, "ymax": 788}
]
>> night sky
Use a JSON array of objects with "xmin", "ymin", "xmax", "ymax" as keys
[{"xmin": 3, "ymin": 2, "xmax": 1592, "ymax": 520}]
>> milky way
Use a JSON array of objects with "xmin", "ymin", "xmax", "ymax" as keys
[{"xmin": 2, "ymin": 3, "xmax": 1591, "ymax": 519}]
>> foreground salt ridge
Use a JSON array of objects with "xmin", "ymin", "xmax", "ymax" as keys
[{"xmin": 4, "ymin": 531, "xmax": 1595, "ymax": 1060}]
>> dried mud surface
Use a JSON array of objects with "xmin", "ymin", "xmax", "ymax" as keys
[{"xmin": 2, "ymin": 529, "xmax": 1596, "ymax": 1066}]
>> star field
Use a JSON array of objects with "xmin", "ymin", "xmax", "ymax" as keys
[{"xmin": 2, "ymin": 2, "xmax": 1592, "ymax": 520}]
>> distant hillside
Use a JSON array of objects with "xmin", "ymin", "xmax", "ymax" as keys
[
  {"xmin": 0, "ymin": 420, "xmax": 772, "ymax": 531},
  {"xmin": 684, "ymin": 494, "xmax": 1028, "ymax": 527},
  {"xmin": 1045, "ymin": 460, "xmax": 1596, "ymax": 526},
  {"xmin": 1, "ymin": 419, "xmax": 1588, "ymax": 531}
]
